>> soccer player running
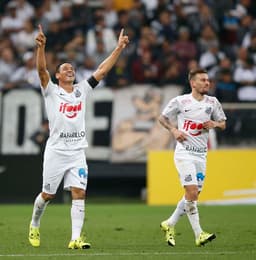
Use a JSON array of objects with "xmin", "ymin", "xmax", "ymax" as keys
[
  {"xmin": 28, "ymin": 25, "xmax": 129, "ymax": 249},
  {"xmin": 159, "ymin": 68, "xmax": 226, "ymax": 247}
]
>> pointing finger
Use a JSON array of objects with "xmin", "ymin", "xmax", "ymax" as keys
[
  {"xmin": 38, "ymin": 24, "xmax": 43, "ymax": 33},
  {"xmin": 119, "ymin": 28, "xmax": 124, "ymax": 38}
]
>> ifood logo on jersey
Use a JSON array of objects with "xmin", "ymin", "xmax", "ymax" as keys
[
  {"xmin": 183, "ymin": 120, "xmax": 203, "ymax": 136},
  {"xmin": 59, "ymin": 102, "xmax": 82, "ymax": 118}
]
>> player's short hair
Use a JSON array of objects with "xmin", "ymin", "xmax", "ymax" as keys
[
  {"xmin": 188, "ymin": 68, "xmax": 208, "ymax": 81},
  {"xmin": 55, "ymin": 62, "xmax": 74, "ymax": 73},
  {"xmin": 55, "ymin": 63, "xmax": 63, "ymax": 73}
]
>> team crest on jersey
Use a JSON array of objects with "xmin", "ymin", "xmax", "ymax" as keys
[
  {"xmin": 75, "ymin": 89, "xmax": 81, "ymax": 97},
  {"xmin": 205, "ymin": 107, "xmax": 212, "ymax": 114}
]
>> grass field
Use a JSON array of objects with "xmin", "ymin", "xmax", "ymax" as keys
[{"xmin": 0, "ymin": 203, "xmax": 255, "ymax": 260}]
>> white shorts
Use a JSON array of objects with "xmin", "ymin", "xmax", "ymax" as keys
[
  {"xmin": 174, "ymin": 158, "xmax": 206, "ymax": 191},
  {"xmin": 42, "ymin": 147, "xmax": 88, "ymax": 194}
]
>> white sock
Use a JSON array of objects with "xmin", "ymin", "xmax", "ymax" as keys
[
  {"xmin": 31, "ymin": 193, "xmax": 49, "ymax": 227},
  {"xmin": 167, "ymin": 196, "xmax": 186, "ymax": 226},
  {"xmin": 185, "ymin": 200, "xmax": 202, "ymax": 238},
  {"xmin": 71, "ymin": 199, "xmax": 85, "ymax": 241}
]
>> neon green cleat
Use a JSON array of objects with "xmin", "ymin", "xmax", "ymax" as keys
[
  {"xmin": 29, "ymin": 224, "xmax": 40, "ymax": 247},
  {"xmin": 68, "ymin": 236, "xmax": 91, "ymax": 249},
  {"xmin": 160, "ymin": 221, "xmax": 175, "ymax": 246},
  {"xmin": 195, "ymin": 231, "xmax": 216, "ymax": 246}
]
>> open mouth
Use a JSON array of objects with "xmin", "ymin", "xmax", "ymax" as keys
[{"xmin": 66, "ymin": 74, "xmax": 74, "ymax": 78}]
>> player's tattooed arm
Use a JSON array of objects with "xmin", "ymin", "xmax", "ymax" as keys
[
  {"xmin": 159, "ymin": 115, "xmax": 187, "ymax": 142},
  {"xmin": 203, "ymin": 120, "xmax": 226, "ymax": 131}
]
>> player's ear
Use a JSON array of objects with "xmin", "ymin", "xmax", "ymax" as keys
[
  {"xmin": 190, "ymin": 79, "xmax": 195, "ymax": 88},
  {"xmin": 55, "ymin": 72, "xmax": 60, "ymax": 80}
]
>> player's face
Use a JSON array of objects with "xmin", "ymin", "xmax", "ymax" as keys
[
  {"xmin": 191, "ymin": 73, "xmax": 210, "ymax": 95},
  {"xmin": 56, "ymin": 63, "xmax": 75, "ymax": 83}
]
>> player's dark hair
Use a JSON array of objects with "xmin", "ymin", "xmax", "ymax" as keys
[
  {"xmin": 55, "ymin": 63, "xmax": 63, "ymax": 73},
  {"xmin": 188, "ymin": 68, "xmax": 208, "ymax": 81},
  {"xmin": 55, "ymin": 62, "xmax": 74, "ymax": 73}
]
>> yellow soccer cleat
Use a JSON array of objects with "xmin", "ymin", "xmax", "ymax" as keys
[
  {"xmin": 160, "ymin": 221, "xmax": 175, "ymax": 246},
  {"xmin": 29, "ymin": 224, "xmax": 40, "ymax": 247},
  {"xmin": 68, "ymin": 236, "xmax": 91, "ymax": 249},
  {"xmin": 195, "ymin": 231, "xmax": 216, "ymax": 246}
]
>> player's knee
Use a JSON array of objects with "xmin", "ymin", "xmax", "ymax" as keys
[
  {"xmin": 184, "ymin": 186, "xmax": 198, "ymax": 201},
  {"xmin": 42, "ymin": 192, "xmax": 55, "ymax": 201},
  {"xmin": 71, "ymin": 187, "xmax": 85, "ymax": 199},
  {"xmin": 189, "ymin": 192, "xmax": 198, "ymax": 201}
]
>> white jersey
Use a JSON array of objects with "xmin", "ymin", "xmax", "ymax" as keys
[
  {"xmin": 42, "ymin": 79, "xmax": 92, "ymax": 151},
  {"xmin": 162, "ymin": 93, "xmax": 226, "ymax": 161}
]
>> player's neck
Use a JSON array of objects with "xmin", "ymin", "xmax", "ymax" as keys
[
  {"xmin": 59, "ymin": 82, "xmax": 73, "ymax": 93},
  {"xmin": 191, "ymin": 91, "xmax": 204, "ymax": 101}
]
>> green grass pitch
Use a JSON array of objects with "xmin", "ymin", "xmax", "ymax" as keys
[{"xmin": 0, "ymin": 203, "xmax": 255, "ymax": 260}]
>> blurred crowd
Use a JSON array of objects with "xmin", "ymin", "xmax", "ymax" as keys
[{"xmin": 1, "ymin": 0, "xmax": 256, "ymax": 102}]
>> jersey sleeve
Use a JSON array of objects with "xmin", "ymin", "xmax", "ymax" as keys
[
  {"xmin": 212, "ymin": 97, "xmax": 227, "ymax": 121},
  {"xmin": 77, "ymin": 79, "xmax": 93, "ymax": 96},
  {"xmin": 41, "ymin": 80, "xmax": 56, "ymax": 97},
  {"xmin": 161, "ymin": 97, "xmax": 179, "ymax": 120}
]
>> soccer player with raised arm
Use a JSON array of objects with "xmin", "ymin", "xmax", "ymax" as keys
[
  {"xmin": 159, "ymin": 68, "xmax": 226, "ymax": 247},
  {"xmin": 28, "ymin": 25, "xmax": 129, "ymax": 249}
]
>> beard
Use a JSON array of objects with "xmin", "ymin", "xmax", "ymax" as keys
[{"xmin": 199, "ymin": 88, "xmax": 209, "ymax": 95}]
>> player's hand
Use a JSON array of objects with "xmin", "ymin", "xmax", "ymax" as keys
[
  {"xmin": 35, "ymin": 24, "xmax": 46, "ymax": 48},
  {"xmin": 203, "ymin": 120, "xmax": 216, "ymax": 130},
  {"xmin": 171, "ymin": 128, "xmax": 187, "ymax": 142},
  {"xmin": 117, "ymin": 28, "xmax": 129, "ymax": 49}
]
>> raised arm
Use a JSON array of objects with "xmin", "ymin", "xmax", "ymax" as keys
[
  {"xmin": 35, "ymin": 24, "xmax": 50, "ymax": 88},
  {"xmin": 92, "ymin": 28, "xmax": 129, "ymax": 82}
]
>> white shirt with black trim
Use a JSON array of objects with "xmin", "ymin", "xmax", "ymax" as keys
[{"xmin": 42, "ymin": 79, "xmax": 93, "ymax": 151}]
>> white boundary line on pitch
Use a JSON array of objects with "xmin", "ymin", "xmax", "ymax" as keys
[{"xmin": 0, "ymin": 251, "xmax": 252, "ymax": 257}]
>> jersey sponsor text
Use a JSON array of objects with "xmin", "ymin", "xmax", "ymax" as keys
[
  {"xmin": 185, "ymin": 145, "xmax": 207, "ymax": 153},
  {"xmin": 59, "ymin": 101, "xmax": 82, "ymax": 118},
  {"xmin": 183, "ymin": 120, "xmax": 203, "ymax": 136},
  {"xmin": 59, "ymin": 131, "xmax": 85, "ymax": 138}
]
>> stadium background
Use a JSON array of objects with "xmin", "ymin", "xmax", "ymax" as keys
[{"xmin": 0, "ymin": 0, "xmax": 255, "ymax": 204}]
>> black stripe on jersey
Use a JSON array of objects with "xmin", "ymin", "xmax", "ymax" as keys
[{"xmin": 87, "ymin": 76, "xmax": 99, "ymax": 88}]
